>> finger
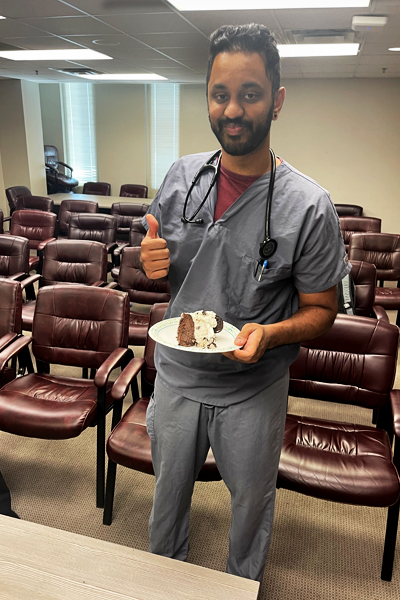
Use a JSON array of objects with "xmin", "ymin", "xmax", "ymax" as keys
[
  {"xmin": 146, "ymin": 267, "xmax": 169, "ymax": 280},
  {"xmin": 146, "ymin": 214, "xmax": 159, "ymax": 239}
]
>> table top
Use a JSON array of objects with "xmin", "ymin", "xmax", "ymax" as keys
[
  {"xmin": 50, "ymin": 193, "xmax": 153, "ymax": 209},
  {"xmin": 0, "ymin": 515, "xmax": 259, "ymax": 600}
]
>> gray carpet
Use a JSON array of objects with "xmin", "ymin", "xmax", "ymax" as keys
[{"xmin": 0, "ymin": 311, "xmax": 399, "ymax": 599}]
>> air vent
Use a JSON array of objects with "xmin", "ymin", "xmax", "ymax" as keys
[
  {"xmin": 55, "ymin": 67, "xmax": 104, "ymax": 76},
  {"xmin": 285, "ymin": 29, "xmax": 356, "ymax": 44}
]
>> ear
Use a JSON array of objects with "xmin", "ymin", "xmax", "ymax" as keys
[{"xmin": 272, "ymin": 87, "xmax": 286, "ymax": 120}]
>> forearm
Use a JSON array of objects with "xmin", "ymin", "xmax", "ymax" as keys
[{"xmin": 263, "ymin": 304, "xmax": 337, "ymax": 350}]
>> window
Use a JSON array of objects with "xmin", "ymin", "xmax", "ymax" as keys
[
  {"xmin": 61, "ymin": 83, "xmax": 97, "ymax": 183},
  {"xmin": 150, "ymin": 83, "xmax": 180, "ymax": 190}
]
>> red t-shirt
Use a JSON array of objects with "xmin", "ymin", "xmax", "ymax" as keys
[{"xmin": 214, "ymin": 163, "xmax": 260, "ymax": 222}]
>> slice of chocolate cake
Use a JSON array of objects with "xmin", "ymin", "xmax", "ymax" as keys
[{"xmin": 177, "ymin": 310, "xmax": 222, "ymax": 348}]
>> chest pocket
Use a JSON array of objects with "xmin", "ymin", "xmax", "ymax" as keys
[{"xmin": 227, "ymin": 254, "xmax": 292, "ymax": 321}]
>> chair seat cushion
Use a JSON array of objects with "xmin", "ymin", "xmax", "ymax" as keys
[
  {"xmin": 128, "ymin": 312, "xmax": 149, "ymax": 346},
  {"xmin": 107, "ymin": 398, "xmax": 221, "ymax": 481},
  {"xmin": 278, "ymin": 414, "xmax": 400, "ymax": 507},
  {"xmin": 374, "ymin": 287, "xmax": 400, "ymax": 310},
  {"xmin": 0, "ymin": 373, "xmax": 113, "ymax": 439}
]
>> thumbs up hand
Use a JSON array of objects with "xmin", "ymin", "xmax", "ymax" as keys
[{"xmin": 140, "ymin": 214, "xmax": 170, "ymax": 279}]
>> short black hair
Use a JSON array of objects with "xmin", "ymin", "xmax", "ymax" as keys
[{"xmin": 206, "ymin": 24, "xmax": 281, "ymax": 98}]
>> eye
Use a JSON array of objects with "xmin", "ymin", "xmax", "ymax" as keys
[
  {"xmin": 214, "ymin": 93, "xmax": 228, "ymax": 103},
  {"xmin": 243, "ymin": 92, "xmax": 259, "ymax": 101}
]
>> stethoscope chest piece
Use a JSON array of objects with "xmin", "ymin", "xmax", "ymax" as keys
[{"xmin": 259, "ymin": 237, "xmax": 277, "ymax": 260}]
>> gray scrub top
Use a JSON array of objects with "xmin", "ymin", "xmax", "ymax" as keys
[{"xmin": 143, "ymin": 151, "xmax": 350, "ymax": 406}]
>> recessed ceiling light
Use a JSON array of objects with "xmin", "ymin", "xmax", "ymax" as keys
[
  {"xmin": 388, "ymin": 47, "xmax": 400, "ymax": 52},
  {"xmin": 0, "ymin": 16, "xmax": 6, "ymax": 19},
  {"xmin": 0, "ymin": 49, "xmax": 112, "ymax": 61},
  {"xmin": 278, "ymin": 43, "xmax": 359, "ymax": 57},
  {"xmin": 77, "ymin": 73, "xmax": 167, "ymax": 81},
  {"xmin": 168, "ymin": 1, "xmax": 370, "ymax": 10}
]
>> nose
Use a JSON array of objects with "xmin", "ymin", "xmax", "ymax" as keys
[{"xmin": 224, "ymin": 96, "xmax": 244, "ymax": 120}]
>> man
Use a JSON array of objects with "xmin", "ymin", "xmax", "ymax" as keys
[{"xmin": 140, "ymin": 24, "xmax": 349, "ymax": 582}]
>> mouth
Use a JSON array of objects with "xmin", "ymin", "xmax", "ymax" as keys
[{"xmin": 220, "ymin": 121, "xmax": 250, "ymax": 137}]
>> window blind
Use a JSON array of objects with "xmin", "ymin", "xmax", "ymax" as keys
[
  {"xmin": 61, "ymin": 83, "xmax": 98, "ymax": 183},
  {"xmin": 150, "ymin": 83, "xmax": 180, "ymax": 190}
]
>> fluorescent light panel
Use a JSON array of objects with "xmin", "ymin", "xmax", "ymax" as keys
[
  {"xmin": 0, "ymin": 16, "xmax": 6, "ymax": 19},
  {"xmin": 388, "ymin": 48, "xmax": 400, "ymax": 52},
  {"xmin": 169, "ymin": 1, "xmax": 369, "ymax": 10},
  {"xmin": 78, "ymin": 73, "xmax": 167, "ymax": 81},
  {"xmin": 278, "ymin": 43, "xmax": 359, "ymax": 57},
  {"xmin": 0, "ymin": 49, "xmax": 112, "ymax": 61}
]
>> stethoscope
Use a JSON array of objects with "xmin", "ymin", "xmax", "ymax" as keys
[{"xmin": 181, "ymin": 147, "xmax": 278, "ymax": 278}]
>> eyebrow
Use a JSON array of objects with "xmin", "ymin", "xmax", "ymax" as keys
[{"xmin": 210, "ymin": 81, "xmax": 264, "ymax": 91}]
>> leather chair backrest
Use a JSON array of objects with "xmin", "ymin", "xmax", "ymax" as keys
[
  {"xmin": 44, "ymin": 145, "xmax": 59, "ymax": 169},
  {"xmin": 350, "ymin": 260, "xmax": 377, "ymax": 317},
  {"xmin": 82, "ymin": 182, "xmax": 111, "ymax": 196},
  {"xmin": 0, "ymin": 278, "xmax": 22, "ymax": 337},
  {"xmin": 41, "ymin": 240, "xmax": 107, "ymax": 286},
  {"xmin": 16, "ymin": 195, "xmax": 54, "ymax": 213},
  {"xmin": 334, "ymin": 204, "xmax": 363, "ymax": 217},
  {"xmin": 118, "ymin": 247, "xmax": 171, "ymax": 304},
  {"xmin": 141, "ymin": 303, "xmax": 169, "ymax": 390},
  {"xmin": 10, "ymin": 210, "xmax": 56, "ymax": 249},
  {"xmin": 0, "ymin": 235, "xmax": 29, "ymax": 277},
  {"xmin": 129, "ymin": 219, "xmax": 147, "ymax": 247},
  {"xmin": 119, "ymin": 184, "xmax": 148, "ymax": 198},
  {"xmin": 58, "ymin": 199, "xmax": 99, "ymax": 235},
  {"xmin": 111, "ymin": 203, "xmax": 148, "ymax": 234},
  {"xmin": 289, "ymin": 314, "xmax": 399, "ymax": 410},
  {"xmin": 348, "ymin": 232, "xmax": 400, "ymax": 281},
  {"xmin": 340, "ymin": 216, "xmax": 381, "ymax": 250},
  {"xmin": 68, "ymin": 214, "xmax": 117, "ymax": 244},
  {"xmin": 32, "ymin": 285, "xmax": 130, "ymax": 369},
  {"xmin": 5, "ymin": 186, "xmax": 32, "ymax": 212},
  {"xmin": 0, "ymin": 209, "xmax": 3, "ymax": 235}
]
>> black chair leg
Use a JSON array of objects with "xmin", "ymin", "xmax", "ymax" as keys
[
  {"xmin": 381, "ymin": 499, "xmax": 400, "ymax": 581},
  {"xmin": 103, "ymin": 460, "xmax": 117, "ymax": 526},
  {"xmin": 396, "ymin": 309, "xmax": 400, "ymax": 328},
  {"xmin": 82, "ymin": 368, "xmax": 88, "ymax": 379},
  {"xmin": 372, "ymin": 409, "xmax": 378, "ymax": 425},
  {"xmin": 96, "ymin": 387, "xmax": 106, "ymax": 509}
]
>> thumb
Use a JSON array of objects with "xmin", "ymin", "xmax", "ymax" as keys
[{"xmin": 146, "ymin": 214, "xmax": 159, "ymax": 239}]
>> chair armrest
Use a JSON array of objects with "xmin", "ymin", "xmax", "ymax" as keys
[
  {"xmin": 91, "ymin": 280, "xmax": 106, "ymax": 287},
  {"xmin": 45, "ymin": 164, "xmax": 59, "ymax": 175},
  {"xmin": 37, "ymin": 237, "xmax": 56, "ymax": 252},
  {"xmin": 20, "ymin": 274, "xmax": 41, "ymax": 290},
  {"xmin": 372, "ymin": 305, "xmax": 389, "ymax": 321},
  {"xmin": 104, "ymin": 282, "xmax": 118, "ymax": 289},
  {"xmin": 391, "ymin": 390, "xmax": 400, "ymax": 439},
  {"xmin": 94, "ymin": 347, "xmax": 129, "ymax": 388},
  {"xmin": 0, "ymin": 335, "xmax": 32, "ymax": 372},
  {"xmin": 8, "ymin": 272, "xmax": 28, "ymax": 282},
  {"xmin": 114, "ymin": 243, "xmax": 129, "ymax": 258},
  {"xmin": 106, "ymin": 242, "xmax": 118, "ymax": 255},
  {"xmin": 58, "ymin": 161, "xmax": 73, "ymax": 174},
  {"xmin": 0, "ymin": 333, "xmax": 18, "ymax": 352},
  {"xmin": 111, "ymin": 357, "xmax": 145, "ymax": 401}
]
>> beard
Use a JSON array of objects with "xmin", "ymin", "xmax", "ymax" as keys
[{"xmin": 209, "ymin": 104, "xmax": 274, "ymax": 156}]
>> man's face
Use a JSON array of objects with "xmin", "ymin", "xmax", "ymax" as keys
[{"xmin": 207, "ymin": 51, "xmax": 274, "ymax": 157}]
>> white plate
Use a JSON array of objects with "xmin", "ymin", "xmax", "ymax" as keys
[{"xmin": 149, "ymin": 317, "xmax": 241, "ymax": 353}]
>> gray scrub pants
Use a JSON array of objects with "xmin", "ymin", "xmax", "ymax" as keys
[{"xmin": 146, "ymin": 372, "xmax": 289, "ymax": 583}]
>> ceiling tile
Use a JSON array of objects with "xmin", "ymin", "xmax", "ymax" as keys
[
  {"xmin": 133, "ymin": 32, "xmax": 207, "ymax": 48},
  {"xmin": 0, "ymin": 0, "xmax": 82, "ymax": 19},
  {"xmin": 0, "ymin": 18, "xmax": 49, "ymax": 38},
  {"xmin": 271, "ymin": 8, "xmax": 363, "ymax": 31},
  {"xmin": 17, "ymin": 16, "xmax": 117, "ymax": 36},
  {"xmin": 179, "ymin": 10, "xmax": 278, "ymax": 36},
  {"xmin": 65, "ymin": 0, "xmax": 173, "ymax": 16},
  {"xmin": 0, "ymin": 36, "xmax": 87, "ymax": 50},
  {"xmin": 100, "ymin": 12, "xmax": 197, "ymax": 34}
]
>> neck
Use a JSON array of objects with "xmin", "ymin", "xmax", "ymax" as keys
[{"xmin": 221, "ymin": 136, "xmax": 272, "ymax": 176}]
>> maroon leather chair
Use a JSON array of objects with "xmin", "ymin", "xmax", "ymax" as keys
[
  {"xmin": 5, "ymin": 186, "xmax": 32, "ymax": 213},
  {"xmin": 0, "ymin": 235, "xmax": 29, "ymax": 280},
  {"xmin": 103, "ymin": 303, "xmax": 221, "ymax": 525},
  {"xmin": 350, "ymin": 259, "xmax": 387, "ymax": 320},
  {"xmin": 339, "ymin": 216, "xmax": 381, "ymax": 252},
  {"xmin": 0, "ymin": 209, "xmax": 3, "ymax": 234},
  {"xmin": 83, "ymin": 182, "xmax": 111, "ymax": 196},
  {"xmin": 348, "ymin": 232, "xmax": 400, "ymax": 326},
  {"xmin": 21, "ymin": 239, "xmax": 108, "ymax": 332},
  {"xmin": 109, "ymin": 247, "xmax": 171, "ymax": 345},
  {"xmin": 334, "ymin": 203, "xmax": 363, "ymax": 217},
  {"xmin": 0, "ymin": 279, "xmax": 24, "ymax": 387},
  {"xmin": 110, "ymin": 202, "xmax": 148, "ymax": 240},
  {"xmin": 44, "ymin": 145, "xmax": 78, "ymax": 194},
  {"xmin": 68, "ymin": 214, "xmax": 117, "ymax": 272},
  {"xmin": 111, "ymin": 218, "xmax": 147, "ymax": 280},
  {"xmin": 119, "ymin": 184, "xmax": 148, "ymax": 199},
  {"xmin": 7, "ymin": 210, "xmax": 56, "ymax": 272},
  {"xmin": 15, "ymin": 195, "xmax": 54, "ymax": 213},
  {"xmin": 58, "ymin": 199, "xmax": 99, "ymax": 236},
  {"xmin": 280, "ymin": 315, "xmax": 400, "ymax": 581},
  {"xmin": 0, "ymin": 284, "xmax": 132, "ymax": 508}
]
